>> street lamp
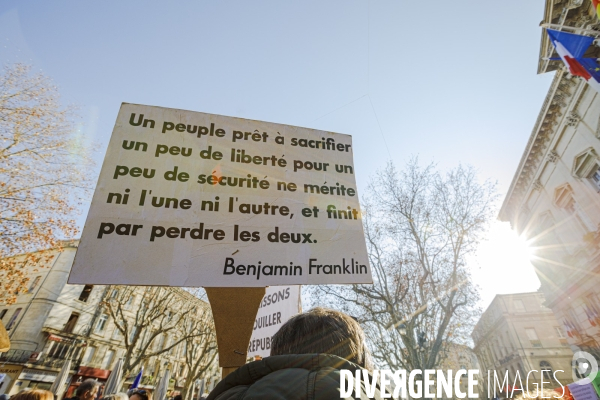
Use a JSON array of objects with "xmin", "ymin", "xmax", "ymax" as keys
[
  {"xmin": 398, "ymin": 323, "xmax": 408, "ymax": 336},
  {"xmin": 417, "ymin": 331, "xmax": 427, "ymax": 349}
]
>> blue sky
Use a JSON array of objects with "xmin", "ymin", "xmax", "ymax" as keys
[{"xmin": 0, "ymin": 1, "xmax": 550, "ymax": 307}]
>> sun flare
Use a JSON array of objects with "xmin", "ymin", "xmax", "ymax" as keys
[{"xmin": 470, "ymin": 220, "xmax": 541, "ymax": 307}]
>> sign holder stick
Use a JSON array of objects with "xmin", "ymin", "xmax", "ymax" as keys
[{"xmin": 205, "ymin": 287, "xmax": 266, "ymax": 379}]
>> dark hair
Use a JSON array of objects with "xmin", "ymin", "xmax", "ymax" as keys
[
  {"xmin": 270, "ymin": 307, "xmax": 372, "ymax": 369},
  {"xmin": 101, "ymin": 394, "xmax": 128, "ymax": 400},
  {"xmin": 76, "ymin": 379, "xmax": 99, "ymax": 397},
  {"xmin": 129, "ymin": 390, "xmax": 151, "ymax": 400},
  {"xmin": 172, "ymin": 396, "xmax": 182, "ymax": 400}
]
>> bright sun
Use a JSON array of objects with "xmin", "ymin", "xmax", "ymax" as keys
[{"xmin": 469, "ymin": 220, "xmax": 541, "ymax": 308}]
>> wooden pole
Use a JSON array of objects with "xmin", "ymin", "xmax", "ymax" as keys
[{"xmin": 205, "ymin": 287, "xmax": 265, "ymax": 379}]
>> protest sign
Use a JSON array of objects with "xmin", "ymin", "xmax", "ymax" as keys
[
  {"xmin": 569, "ymin": 381, "xmax": 600, "ymax": 400},
  {"xmin": 247, "ymin": 285, "xmax": 301, "ymax": 358},
  {"xmin": 69, "ymin": 103, "xmax": 371, "ymax": 287}
]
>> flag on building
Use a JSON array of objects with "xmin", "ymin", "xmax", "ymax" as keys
[
  {"xmin": 564, "ymin": 319, "xmax": 579, "ymax": 338},
  {"xmin": 584, "ymin": 304, "xmax": 597, "ymax": 327},
  {"xmin": 594, "ymin": 0, "xmax": 600, "ymax": 20},
  {"xmin": 546, "ymin": 29, "xmax": 600, "ymax": 93},
  {"xmin": 131, "ymin": 367, "xmax": 143, "ymax": 389}
]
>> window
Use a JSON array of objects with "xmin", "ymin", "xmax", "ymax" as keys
[
  {"xmin": 514, "ymin": 300, "xmax": 526, "ymax": 312},
  {"xmin": 540, "ymin": 361, "xmax": 553, "ymax": 380},
  {"xmin": 165, "ymin": 335, "xmax": 173, "ymax": 353},
  {"xmin": 572, "ymin": 148, "xmax": 600, "ymax": 190},
  {"xmin": 182, "ymin": 340, "xmax": 187, "ymax": 357},
  {"xmin": 525, "ymin": 328, "xmax": 539, "ymax": 340},
  {"xmin": 110, "ymin": 289, "xmax": 119, "ymax": 299},
  {"xmin": 0, "ymin": 309, "xmax": 7, "ymax": 320},
  {"xmin": 526, "ymin": 328, "xmax": 542, "ymax": 347},
  {"xmin": 29, "ymin": 276, "xmax": 41, "ymax": 292},
  {"xmin": 63, "ymin": 312, "xmax": 79, "ymax": 333},
  {"xmin": 129, "ymin": 326, "xmax": 137, "ymax": 343},
  {"xmin": 554, "ymin": 184, "xmax": 596, "ymax": 232},
  {"xmin": 125, "ymin": 295, "xmax": 135, "ymax": 310},
  {"xmin": 101, "ymin": 349, "xmax": 115, "ymax": 370},
  {"xmin": 592, "ymin": 167, "xmax": 600, "ymax": 191},
  {"xmin": 78, "ymin": 285, "xmax": 94, "ymax": 302},
  {"xmin": 112, "ymin": 327, "xmax": 123, "ymax": 340},
  {"xmin": 82, "ymin": 346, "xmax": 96, "ymax": 365},
  {"xmin": 6, "ymin": 308, "xmax": 22, "ymax": 330},
  {"xmin": 554, "ymin": 326, "xmax": 565, "ymax": 339},
  {"xmin": 48, "ymin": 342, "xmax": 66, "ymax": 358},
  {"xmin": 155, "ymin": 334, "xmax": 165, "ymax": 351},
  {"xmin": 95, "ymin": 314, "xmax": 109, "ymax": 334}
]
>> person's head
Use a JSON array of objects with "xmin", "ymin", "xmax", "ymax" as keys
[
  {"xmin": 101, "ymin": 394, "xmax": 128, "ymax": 400},
  {"xmin": 10, "ymin": 390, "xmax": 53, "ymax": 400},
  {"xmin": 514, "ymin": 390, "xmax": 562, "ymax": 400},
  {"xmin": 128, "ymin": 389, "xmax": 151, "ymax": 400},
  {"xmin": 76, "ymin": 379, "xmax": 100, "ymax": 400},
  {"xmin": 270, "ymin": 307, "xmax": 373, "ymax": 369},
  {"xmin": 172, "ymin": 395, "xmax": 182, "ymax": 400}
]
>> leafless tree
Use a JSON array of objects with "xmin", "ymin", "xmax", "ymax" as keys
[
  {"xmin": 311, "ymin": 159, "xmax": 497, "ymax": 372},
  {"xmin": 180, "ymin": 309, "xmax": 218, "ymax": 400},
  {"xmin": 0, "ymin": 63, "xmax": 94, "ymax": 304},
  {"xmin": 103, "ymin": 286, "xmax": 210, "ymax": 382}
]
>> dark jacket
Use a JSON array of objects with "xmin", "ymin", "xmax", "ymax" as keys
[{"xmin": 207, "ymin": 354, "xmax": 385, "ymax": 400}]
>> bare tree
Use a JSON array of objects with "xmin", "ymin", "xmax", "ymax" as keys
[
  {"xmin": 0, "ymin": 63, "xmax": 94, "ymax": 304},
  {"xmin": 180, "ymin": 309, "xmax": 218, "ymax": 400},
  {"xmin": 312, "ymin": 159, "xmax": 497, "ymax": 372},
  {"xmin": 103, "ymin": 286, "xmax": 210, "ymax": 382}
]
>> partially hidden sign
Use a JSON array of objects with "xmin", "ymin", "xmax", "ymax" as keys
[
  {"xmin": 69, "ymin": 103, "xmax": 372, "ymax": 286},
  {"xmin": 248, "ymin": 285, "xmax": 301, "ymax": 358},
  {"xmin": 568, "ymin": 381, "xmax": 599, "ymax": 400}
]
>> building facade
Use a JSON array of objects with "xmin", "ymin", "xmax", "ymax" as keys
[
  {"xmin": 0, "ymin": 242, "xmax": 215, "ymax": 397},
  {"xmin": 472, "ymin": 293, "xmax": 574, "ymax": 396},
  {"xmin": 438, "ymin": 343, "xmax": 481, "ymax": 398},
  {"xmin": 499, "ymin": 0, "xmax": 600, "ymax": 361}
]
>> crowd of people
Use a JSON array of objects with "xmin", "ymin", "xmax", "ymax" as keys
[
  {"xmin": 0, "ymin": 307, "xmax": 569, "ymax": 399},
  {"xmin": 0, "ymin": 376, "xmax": 200, "ymax": 400},
  {"xmin": 2, "ymin": 307, "xmax": 430, "ymax": 399}
]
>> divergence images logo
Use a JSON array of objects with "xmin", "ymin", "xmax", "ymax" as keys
[{"xmin": 572, "ymin": 351, "xmax": 599, "ymax": 384}]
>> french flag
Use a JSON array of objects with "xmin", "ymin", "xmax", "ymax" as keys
[{"xmin": 547, "ymin": 29, "xmax": 600, "ymax": 93}]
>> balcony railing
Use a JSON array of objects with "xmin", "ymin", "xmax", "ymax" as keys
[
  {"xmin": 0, "ymin": 349, "xmax": 81, "ymax": 370},
  {"xmin": 530, "ymin": 340, "xmax": 543, "ymax": 348},
  {"xmin": 0, "ymin": 349, "xmax": 31, "ymax": 363},
  {"xmin": 36, "ymin": 356, "xmax": 78, "ymax": 369}
]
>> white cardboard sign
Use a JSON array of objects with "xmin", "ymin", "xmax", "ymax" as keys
[
  {"xmin": 247, "ymin": 285, "xmax": 301, "ymax": 358},
  {"xmin": 69, "ymin": 103, "xmax": 371, "ymax": 286}
]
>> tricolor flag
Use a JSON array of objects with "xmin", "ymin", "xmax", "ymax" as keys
[
  {"xmin": 564, "ymin": 319, "xmax": 579, "ymax": 338},
  {"xmin": 594, "ymin": 0, "xmax": 600, "ymax": 20},
  {"xmin": 547, "ymin": 29, "xmax": 600, "ymax": 93},
  {"xmin": 131, "ymin": 367, "xmax": 143, "ymax": 389},
  {"xmin": 584, "ymin": 304, "xmax": 597, "ymax": 327}
]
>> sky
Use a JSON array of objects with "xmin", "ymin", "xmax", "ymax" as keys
[{"xmin": 0, "ymin": 1, "xmax": 548, "ymax": 308}]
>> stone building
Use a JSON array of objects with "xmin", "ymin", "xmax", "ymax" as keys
[
  {"xmin": 472, "ymin": 292, "xmax": 574, "ymax": 396},
  {"xmin": 0, "ymin": 242, "xmax": 215, "ymax": 397},
  {"xmin": 438, "ymin": 343, "xmax": 481, "ymax": 398},
  {"xmin": 499, "ymin": 0, "xmax": 600, "ymax": 360}
]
